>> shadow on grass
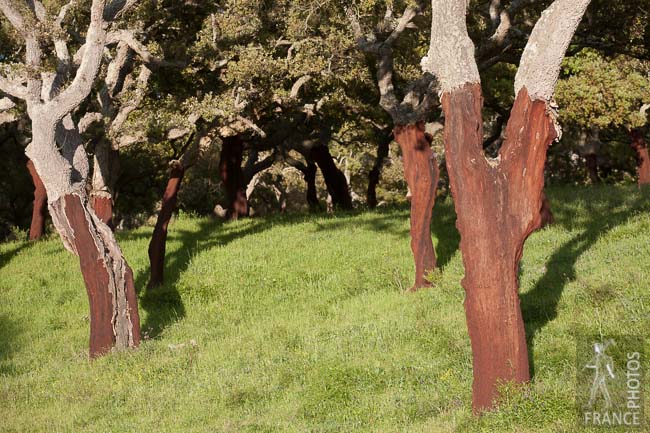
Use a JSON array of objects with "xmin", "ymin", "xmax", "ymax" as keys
[
  {"xmin": 0, "ymin": 241, "xmax": 34, "ymax": 270},
  {"xmin": 430, "ymin": 199, "xmax": 460, "ymax": 269},
  {"xmin": 522, "ymin": 187, "xmax": 649, "ymax": 378},
  {"xmin": 131, "ymin": 201, "xmax": 460, "ymax": 338},
  {"xmin": 0, "ymin": 313, "xmax": 21, "ymax": 375}
]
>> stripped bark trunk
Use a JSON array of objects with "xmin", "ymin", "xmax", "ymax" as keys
[
  {"xmin": 219, "ymin": 136, "xmax": 249, "ymax": 219},
  {"xmin": 49, "ymin": 193, "xmax": 140, "ymax": 357},
  {"xmin": 148, "ymin": 162, "xmax": 184, "ymax": 288},
  {"xmin": 394, "ymin": 123, "xmax": 438, "ymax": 290},
  {"xmin": 367, "ymin": 134, "xmax": 391, "ymax": 209},
  {"xmin": 310, "ymin": 145, "xmax": 353, "ymax": 210},
  {"xmin": 442, "ymin": 84, "xmax": 556, "ymax": 412},
  {"xmin": 630, "ymin": 129, "xmax": 650, "ymax": 187},
  {"xmin": 90, "ymin": 139, "xmax": 119, "ymax": 229},
  {"xmin": 26, "ymin": 159, "xmax": 47, "ymax": 240}
]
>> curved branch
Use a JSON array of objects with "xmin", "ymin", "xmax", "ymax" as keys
[{"xmin": 514, "ymin": 0, "xmax": 592, "ymax": 101}]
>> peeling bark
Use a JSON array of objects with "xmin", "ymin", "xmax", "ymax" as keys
[
  {"xmin": 442, "ymin": 84, "xmax": 556, "ymax": 412},
  {"xmin": 310, "ymin": 145, "xmax": 353, "ymax": 210},
  {"xmin": 219, "ymin": 136, "xmax": 249, "ymax": 219},
  {"xmin": 394, "ymin": 123, "xmax": 438, "ymax": 290},
  {"xmin": 50, "ymin": 193, "xmax": 141, "ymax": 358},
  {"xmin": 148, "ymin": 162, "xmax": 184, "ymax": 288},
  {"xmin": 367, "ymin": 134, "xmax": 391, "ymax": 209},
  {"xmin": 26, "ymin": 159, "xmax": 47, "ymax": 240},
  {"xmin": 630, "ymin": 129, "xmax": 650, "ymax": 187}
]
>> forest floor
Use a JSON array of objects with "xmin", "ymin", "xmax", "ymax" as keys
[{"xmin": 1, "ymin": 185, "xmax": 649, "ymax": 433}]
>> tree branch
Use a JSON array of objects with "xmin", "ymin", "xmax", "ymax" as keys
[
  {"xmin": 0, "ymin": 75, "xmax": 28, "ymax": 100},
  {"xmin": 48, "ymin": 0, "xmax": 107, "ymax": 121},
  {"xmin": 423, "ymin": 0, "xmax": 480, "ymax": 93},
  {"xmin": 514, "ymin": 0, "xmax": 592, "ymax": 101}
]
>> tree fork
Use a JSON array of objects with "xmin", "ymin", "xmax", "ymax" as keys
[
  {"xmin": 26, "ymin": 159, "xmax": 47, "ymax": 240},
  {"xmin": 442, "ymin": 84, "xmax": 556, "ymax": 412},
  {"xmin": 310, "ymin": 145, "xmax": 353, "ymax": 210},
  {"xmin": 394, "ymin": 123, "xmax": 438, "ymax": 290}
]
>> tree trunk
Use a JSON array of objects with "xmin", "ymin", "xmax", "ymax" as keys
[
  {"xmin": 148, "ymin": 162, "xmax": 184, "ymax": 288},
  {"xmin": 442, "ymin": 84, "xmax": 556, "ymax": 412},
  {"xmin": 305, "ymin": 161, "xmax": 320, "ymax": 210},
  {"xmin": 49, "ymin": 193, "xmax": 141, "ymax": 358},
  {"xmin": 630, "ymin": 129, "xmax": 650, "ymax": 187},
  {"xmin": 310, "ymin": 145, "xmax": 353, "ymax": 210},
  {"xmin": 585, "ymin": 153, "xmax": 599, "ymax": 184},
  {"xmin": 90, "ymin": 140, "xmax": 119, "ymax": 230},
  {"xmin": 26, "ymin": 159, "xmax": 47, "ymax": 240},
  {"xmin": 367, "ymin": 134, "xmax": 391, "ymax": 209},
  {"xmin": 394, "ymin": 123, "xmax": 439, "ymax": 290},
  {"xmin": 219, "ymin": 136, "xmax": 249, "ymax": 219}
]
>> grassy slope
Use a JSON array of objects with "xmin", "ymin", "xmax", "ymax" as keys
[{"xmin": 0, "ymin": 185, "xmax": 649, "ymax": 433}]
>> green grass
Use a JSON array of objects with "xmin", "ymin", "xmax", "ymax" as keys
[{"xmin": 1, "ymin": 185, "xmax": 649, "ymax": 432}]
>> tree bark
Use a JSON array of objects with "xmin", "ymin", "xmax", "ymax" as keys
[
  {"xmin": 394, "ymin": 123, "xmax": 439, "ymax": 290},
  {"xmin": 219, "ymin": 136, "xmax": 249, "ymax": 219},
  {"xmin": 26, "ymin": 159, "xmax": 47, "ymax": 240},
  {"xmin": 442, "ymin": 84, "xmax": 557, "ymax": 412},
  {"xmin": 630, "ymin": 129, "xmax": 650, "ymax": 187},
  {"xmin": 148, "ymin": 162, "xmax": 184, "ymax": 288},
  {"xmin": 310, "ymin": 145, "xmax": 353, "ymax": 210},
  {"xmin": 90, "ymin": 140, "xmax": 119, "ymax": 230},
  {"xmin": 49, "ymin": 193, "xmax": 141, "ymax": 358},
  {"xmin": 367, "ymin": 134, "xmax": 391, "ymax": 209}
]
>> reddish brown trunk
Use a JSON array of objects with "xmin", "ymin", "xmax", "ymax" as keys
[
  {"xmin": 91, "ymin": 196, "xmax": 114, "ymax": 230},
  {"xmin": 394, "ymin": 123, "xmax": 439, "ymax": 290},
  {"xmin": 539, "ymin": 191, "xmax": 554, "ymax": 228},
  {"xmin": 367, "ymin": 135, "xmax": 391, "ymax": 209},
  {"xmin": 51, "ymin": 194, "xmax": 140, "ymax": 358},
  {"xmin": 310, "ymin": 145, "xmax": 353, "ymax": 210},
  {"xmin": 219, "ymin": 136, "xmax": 249, "ymax": 219},
  {"xmin": 26, "ymin": 160, "xmax": 47, "ymax": 240},
  {"xmin": 148, "ymin": 163, "xmax": 185, "ymax": 288},
  {"xmin": 442, "ymin": 84, "xmax": 556, "ymax": 413},
  {"xmin": 630, "ymin": 129, "xmax": 650, "ymax": 187}
]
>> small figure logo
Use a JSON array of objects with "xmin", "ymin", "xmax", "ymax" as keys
[{"xmin": 585, "ymin": 339, "xmax": 616, "ymax": 409}]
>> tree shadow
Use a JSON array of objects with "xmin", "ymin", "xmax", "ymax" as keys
[
  {"xmin": 521, "ymin": 188, "xmax": 649, "ymax": 378},
  {"xmin": 430, "ymin": 199, "xmax": 460, "ymax": 269},
  {"xmin": 133, "ymin": 216, "xmax": 284, "ymax": 338},
  {"xmin": 0, "ymin": 313, "xmax": 21, "ymax": 376},
  {"xmin": 0, "ymin": 241, "xmax": 34, "ymax": 270}
]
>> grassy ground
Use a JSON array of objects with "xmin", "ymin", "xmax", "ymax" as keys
[{"xmin": 1, "ymin": 185, "xmax": 649, "ymax": 432}]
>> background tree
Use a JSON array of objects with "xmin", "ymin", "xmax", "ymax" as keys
[{"xmin": 556, "ymin": 51, "xmax": 650, "ymax": 187}]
